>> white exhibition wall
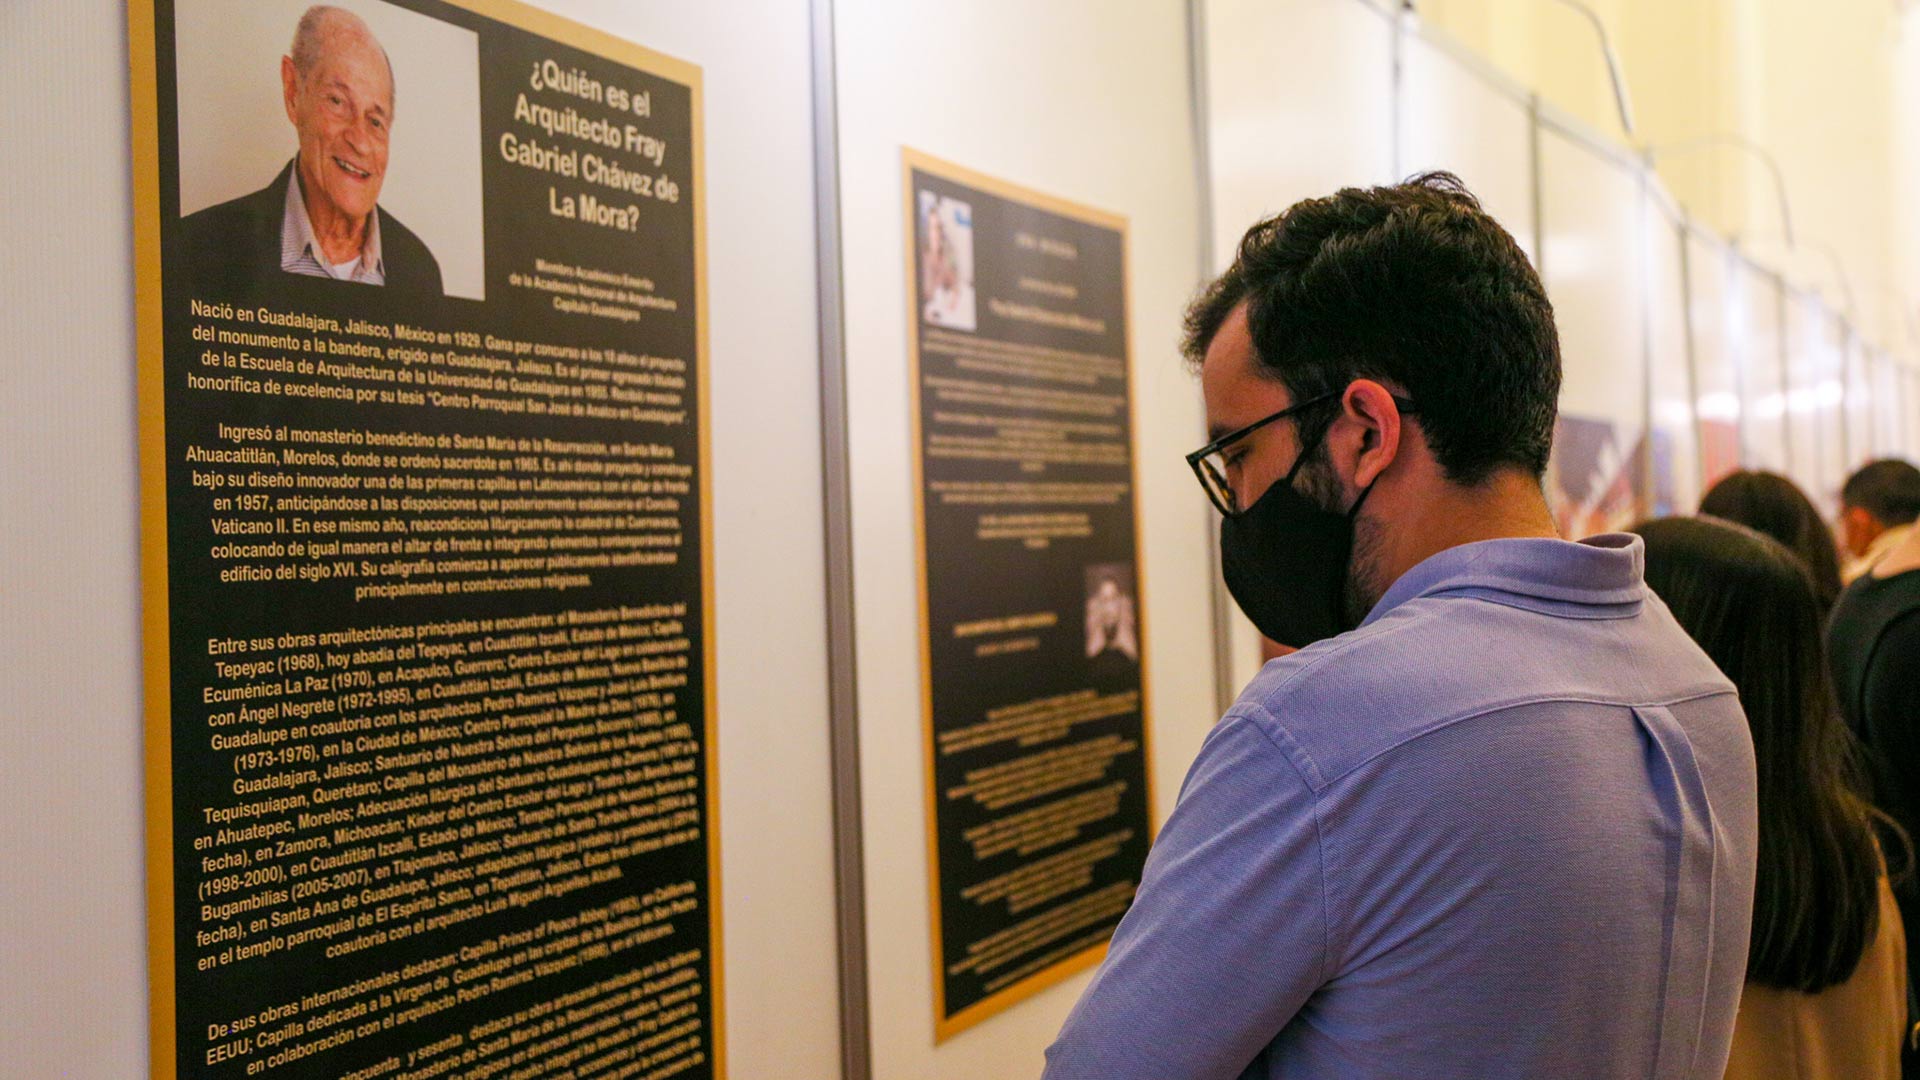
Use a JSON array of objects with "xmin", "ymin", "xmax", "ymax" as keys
[
  {"xmin": 1687, "ymin": 229, "xmax": 1744, "ymax": 487},
  {"xmin": 1844, "ymin": 334, "xmax": 1874, "ymax": 467},
  {"xmin": 8, "ymin": 1, "xmax": 1920, "ymax": 1078},
  {"xmin": 1876, "ymin": 353, "xmax": 1906, "ymax": 456},
  {"xmin": 1646, "ymin": 193, "xmax": 1700, "ymax": 516},
  {"xmin": 1200, "ymin": 0, "xmax": 1920, "ymax": 554},
  {"xmin": 1201, "ymin": 0, "xmax": 1396, "ymax": 693},
  {"xmin": 1398, "ymin": 30, "xmax": 1536, "ymax": 263},
  {"xmin": 1539, "ymin": 122, "xmax": 1648, "ymax": 537},
  {"xmin": 2, "ymin": 5, "xmax": 147, "ymax": 1075},
  {"xmin": 1735, "ymin": 262, "xmax": 1791, "ymax": 476}
]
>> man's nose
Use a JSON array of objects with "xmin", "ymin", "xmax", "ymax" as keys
[{"xmin": 343, "ymin": 116, "xmax": 378, "ymax": 155}]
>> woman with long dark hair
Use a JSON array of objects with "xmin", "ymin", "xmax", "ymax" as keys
[
  {"xmin": 1633, "ymin": 516, "xmax": 1906, "ymax": 1079},
  {"xmin": 1699, "ymin": 470, "xmax": 1846, "ymax": 614}
]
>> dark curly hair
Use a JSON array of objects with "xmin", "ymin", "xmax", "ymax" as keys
[{"xmin": 1184, "ymin": 172, "xmax": 1560, "ymax": 484}]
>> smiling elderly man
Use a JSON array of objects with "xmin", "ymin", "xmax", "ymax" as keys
[{"xmin": 182, "ymin": 5, "xmax": 442, "ymax": 295}]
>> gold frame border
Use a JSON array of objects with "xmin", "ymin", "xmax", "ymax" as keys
[
  {"xmin": 131, "ymin": 2, "xmax": 718, "ymax": 1074},
  {"xmin": 900, "ymin": 147, "xmax": 1157, "ymax": 1045},
  {"xmin": 129, "ymin": 1, "xmax": 174, "ymax": 1075}
]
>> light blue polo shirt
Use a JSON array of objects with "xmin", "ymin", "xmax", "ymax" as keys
[{"xmin": 1044, "ymin": 534, "xmax": 1758, "ymax": 1079}]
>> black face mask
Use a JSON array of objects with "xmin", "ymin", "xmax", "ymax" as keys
[{"xmin": 1219, "ymin": 441, "xmax": 1375, "ymax": 650}]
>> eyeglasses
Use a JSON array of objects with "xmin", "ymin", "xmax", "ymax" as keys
[{"xmin": 1185, "ymin": 391, "xmax": 1415, "ymax": 516}]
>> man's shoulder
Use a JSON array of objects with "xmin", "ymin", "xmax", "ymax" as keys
[
  {"xmin": 375, "ymin": 208, "xmax": 444, "ymax": 295},
  {"xmin": 1230, "ymin": 588, "xmax": 1734, "ymax": 788}
]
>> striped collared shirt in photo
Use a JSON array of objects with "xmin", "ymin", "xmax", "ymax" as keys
[{"xmin": 279, "ymin": 158, "xmax": 386, "ymax": 285}]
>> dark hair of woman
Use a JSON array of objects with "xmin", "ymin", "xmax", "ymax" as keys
[
  {"xmin": 1632, "ymin": 516, "xmax": 1898, "ymax": 991},
  {"xmin": 1697, "ymin": 470, "xmax": 1844, "ymax": 613}
]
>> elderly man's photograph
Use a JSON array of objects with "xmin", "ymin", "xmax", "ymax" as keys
[{"xmin": 181, "ymin": 5, "xmax": 443, "ymax": 295}]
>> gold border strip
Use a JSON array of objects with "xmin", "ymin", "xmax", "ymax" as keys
[{"xmin": 130, "ymin": 1, "xmax": 176, "ymax": 1074}]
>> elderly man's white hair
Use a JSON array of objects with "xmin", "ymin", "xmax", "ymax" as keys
[{"xmin": 289, "ymin": 5, "xmax": 396, "ymax": 109}]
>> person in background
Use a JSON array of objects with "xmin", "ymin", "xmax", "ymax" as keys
[
  {"xmin": 1699, "ymin": 470, "xmax": 1845, "ymax": 614},
  {"xmin": 1830, "ymin": 478, "xmax": 1920, "ymax": 1073},
  {"xmin": 1840, "ymin": 460, "xmax": 1920, "ymax": 583},
  {"xmin": 1634, "ymin": 516, "xmax": 1906, "ymax": 1080},
  {"xmin": 1042, "ymin": 173, "xmax": 1757, "ymax": 1079}
]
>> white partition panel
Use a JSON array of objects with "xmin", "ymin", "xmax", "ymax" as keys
[
  {"xmin": 1733, "ymin": 259, "xmax": 1789, "ymax": 474},
  {"xmin": 1201, "ymin": 0, "xmax": 1395, "ymax": 693},
  {"xmin": 1782, "ymin": 290, "xmax": 1828, "ymax": 505},
  {"xmin": 1810, "ymin": 308, "xmax": 1850, "ymax": 512},
  {"xmin": 1205, "ymin": 0, "xmax": 1394, "ymax": 261},
  {"xmin": 1865, "ymin": 350, "xmax": 1888, "ymax": 457},
  {"xmin": 1, "ymin": 7, "xmax": 147, "ymax": 1073},
  {"xmin": 1906, "ymin": 366, "xmax": 1920, "ymax": 459},
  {"xmin": 834, "ymin": 1, "xmax": 1217, "ymax": 1074},
  {"xmin": 3, "ymin": 3, "xmax": 845, "ymax": 1077},
  {"xmin": 1842, "ymin": 332, "xmax": 1874, "ymax": 470},
  {"xmin": 1399, "ymin": 29, "xmax": 1536, "ymax": 263},
  {"xmin": 1687, "ymin": 229, "xmax": 1742, "ymax": 488},
  {"xmin": 1538, "ymin": 124, "xmax": 1647, "ymax": 537},
  {"xmin": 1645, "ymin": 197, "xmax": 1698, "ymax": 515},
  {"xmin": 1874, "ymin": 352, "xmax": 1905, "ymax": 458}
]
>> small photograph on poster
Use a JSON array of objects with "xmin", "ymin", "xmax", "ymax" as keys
[
  {"xmin": 918, "ymin": 189, "xmax": 977, "ymax": 331},
  {"xmin": 173, "ymin": 0, "xmax": 484, "ymax": 299},
  {"xmin": 1084, "ymin": 562, "xmax": 1139, "ymax": 664}
]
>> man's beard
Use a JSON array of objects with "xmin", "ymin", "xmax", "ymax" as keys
[
  {"xmin": 1296, "ymin": 448, "xmax": 1386, "ymax": 630},
  {"xmin": 1343, "ymin": 516, "xmax": 1386, "ymax": 627}
]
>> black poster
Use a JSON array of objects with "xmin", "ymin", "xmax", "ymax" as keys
[
  {"xmin": 904, "ymin": 151, "xmax": 1154, "ymax": 1039},
  {"xmin": 131, "ymin": 2, "xmax": 719, "ymax": 1076}
]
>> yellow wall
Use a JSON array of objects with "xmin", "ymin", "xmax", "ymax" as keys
[{"xmin": 1413, "ymin": 0, "xmax": 1916, "ymax": 356}]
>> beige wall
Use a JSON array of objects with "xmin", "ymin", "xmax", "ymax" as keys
[{"xmin": 1413, "ymin": 0, "xmax": 1917, "ymax": 359}]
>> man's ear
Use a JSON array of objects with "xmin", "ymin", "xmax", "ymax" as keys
[
  {"xmin": 1843, "ymin": 505, "xmax": 1880, "ymax": 555},
  {"xmin": 281, "ymin": 56, "xmax": 300, "ymax": 127},
  {"xmin": 1337, "ymin": 379, "xmax": 1403, "ymax": 490}
]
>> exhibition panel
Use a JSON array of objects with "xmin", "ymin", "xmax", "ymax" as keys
[
  {"xmin": 1732, "ymin": 258, "xmax": 1790, "ymax": 475},
  {"xmin": 1686, "ymin": 229, "xmax": 1743, "ymax": 489},
  {"xmin": 832, "ymin": 0, "xmax": 1215, "ymax": 1073},
  {"xmin": 137, "ymin": 5, "xmax": 728, "ymax": 1073},
  {"xmin": 1782, "ymin": 290, "xmax": 1830, "ymax": 508},
  {"xmin": 1842, "ymin": 333, "xmax": 1875, "ymax": 469},
  {"xmin": 1398, "ymin": 28, "xmax": 1537, "ymax": 263},
  {"xmin": 1874, "ymin": 351, "xmax": 1906, "ymax": 458},
  {"xmin": 1644, "ymin": 195, "xmax": 1699, "ymax": 516},
  {"xmin": 1907, "ymin": 365, "xmax": 1920, "ymax": 461},
  {"xmin": 1810, "ymin": 305, "xmax": 1850, "ymax": 511},
  {"xmin": 10, "ymin": 1, "xmax": 845, "ymax": 1077},
  {"xmin": 1537, "ymin": 120, "xmax": 1648, "ymax": 537},
  {"xmin": 901, "ymin": 151, "xmax": 1155, "ymax": 1041}
]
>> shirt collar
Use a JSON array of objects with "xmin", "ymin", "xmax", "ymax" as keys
[
  {"xmin": 282, "ymin": 156, "xmax": 384, "ymax": 278},
  {"xmin": 1360, "ymin": 533, "xmax": 1647, "ymax": 629}
]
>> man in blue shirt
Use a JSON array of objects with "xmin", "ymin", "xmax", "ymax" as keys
[{"xmin": 1043, "ymin": 174, "xmax": 1757, "ymax": 1079}]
